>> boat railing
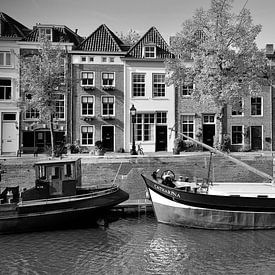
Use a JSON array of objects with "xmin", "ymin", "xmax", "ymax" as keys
[{"xmin": 18, "ymin": 185, "xmax": 119, "ymax": 206}]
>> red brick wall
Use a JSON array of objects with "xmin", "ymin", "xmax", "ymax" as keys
[{"xmin": 71, "ymin": 64, "xmax": 124, "ymax": 152}]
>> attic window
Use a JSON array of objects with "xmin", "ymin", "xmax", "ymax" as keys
[
  {"xmin": 39, "ymin": 27, "xmax": 52, "ymax": 41},
  {"xmin": 144, "ymin": 46, "xmax": 156, "ymax": 58}
]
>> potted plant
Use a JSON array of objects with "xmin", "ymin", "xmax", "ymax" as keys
[
  {"xmin": 173, "ymin": 137, "xmax": 184, "ymax": 155},
  {"xmin": 94, "ymin": 140, "xmax": 105, "ymax": 156}
]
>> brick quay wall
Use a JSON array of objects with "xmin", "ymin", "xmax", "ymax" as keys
[{"xmin": 0, "ymin": 153, "xmax": 273, "ymax": 200}]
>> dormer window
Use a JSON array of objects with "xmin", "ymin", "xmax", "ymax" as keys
[
  {"xmin": 144, "ymin": 46, "xmax": 156, "ymax": 58},
  {"xmin": 39, "ymin": 27, "xmax": 53, "ymax": 41}
]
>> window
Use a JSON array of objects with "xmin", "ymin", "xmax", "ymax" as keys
[
  {"xmin": 132, "ymin": 73, "xmax": 145, "ymax": 97},
  {"xmin": 81, "ymin": 72, "xmax": 94, "ymax": 86},
  {"xmin": 133, "ymin": 113, "xmax": 154, "ymax": 142},
  {"xmin": 109, "ymin": 57, "xmax": 114, "ymax": 62},
  {"xmin": 89, "ymin": 57, "xmax": 94, "ymax": 62},
  {"xmin": 55, "ymin": 94, "xmax": 65, "ymax": 119},
  {"xmin": 102, "ymin": 96, "xmax": 114, "ymax": 116},
  {"xmin": 182, "ymin": 84, "xmax": 193, "ymax": 96},
  {"xmin": 232, "ymin": 126, "xmax": 243, "ymax": 144},
  {"xmin": 81, "ymin": 56, "xmax": 86, "ymax": 62},
  {"xmin": 156, "ymin": 112, "xmax": 167, "ymax": 124},
  {"xmin": 39, "ymin": 28, "xmax": 52, "ymax": 41},
  {"xmin": 182, "ymin": 115, "xmax": 194, "ymax": 138},
  {"xmin": 102, "ymin": 73, "xmax": 115, "ymax": 86},
  {"xmin": 144, "ymin": 46, "xmax": 156, "ymax": 58},
  {"xmin": 153, "ymin": 74, "xmax": 165, "ymax": 97},
  {"xmin": 102, "ymin": 57, "xmax": 107, "ymax": 62},
  {"xmin": 203, "ymin": 115, "xmax": 215, "ymax": 124},
  {"xmin": 3, "ymin": 113, "xmax": 16, "ymax": 121},
  {"xmin": 81, "ymin": 126, "xmax": 94, "ymax": 145},
  {"xmin": 251, "ymin": 97, "xmax": 262, "ymax": 116},
  {"xmin": 81, "ymin": 96, "xmax": 94, "ymax": 116},
  {"xmin": 24, "ymin": 93, "xmax": 39, "ymax": 119},
  {"xmin": 0, "ymin": 79, "xmax": 11, "ymax": 100},
  {"xmin": 232, "ymin": 100, "xmax": 243, "ymax": 116},
  {"xmin": 25, "ymin": 108, "xmax": 39, "ymax": 119},
  {"xmin": 0, "ymin": 52, "xmax": 11, "ymax": 66}
]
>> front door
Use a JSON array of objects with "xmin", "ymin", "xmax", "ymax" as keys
[
  {"xmin": 102, "ymin": 126, "xmax": 114, "ymax": 152},
  {"xmin": 156, "ymin": 126, "xmax": 167, "ymax": 151},
  {"xmin": 2, "ymin": 122, "xmax": 17, "ymax": 153},
  {"xmin": 203, "ymin": 125, "xmax": 215, "ymax": 147},
  {"xmin": 251, "ymin": 126, "xmax": 262, "ymax": 150}
]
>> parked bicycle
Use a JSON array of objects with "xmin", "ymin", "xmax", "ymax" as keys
[{"xmin": 137, "ymin": 143, "xmax": 144, "ymax": 155}]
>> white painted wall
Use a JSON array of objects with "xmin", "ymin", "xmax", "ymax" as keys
[{"xmin": 124, "ymin": 61, "xmax": 175, "ymax": 152}]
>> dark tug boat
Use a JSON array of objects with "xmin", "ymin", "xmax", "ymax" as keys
[
  {"xmin": 142, "ymin": 133, "xmax": 275, "ymax": 230},
  {"xmin": 0, "ymin": 158, "xmax": 129, "ymax": 234}
]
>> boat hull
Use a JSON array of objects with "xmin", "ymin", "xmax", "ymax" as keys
[
  {"xmin": 0, "ymin": 188, "xmax": 129, "ymax": 234},
  {"xmin": 142, "ymin": 175, "xmax": 275, "ymax": 230}
]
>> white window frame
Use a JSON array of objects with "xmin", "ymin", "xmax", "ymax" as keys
[
  {"xmin": 132, "ymin": 113, "xmax": 155, "ymax": 142},
  {"xmin": 152, "ymin": 73, "xmax": 166, "ymax": 97},
  {"xmin": 101, "ymin": 96, "xmax": 115, "ymax": 117},
  {"xmin": 24, "ymin": 93, "xmax": 39, "ymax": 120},
  {"xmin": 182, "ymin": 84, "xmax": 193, "ymax": 96},
  {"xmin": 80, "ymin": 125, "xmax": 94, "ymax": 146},
  {"xmin": 54, "ymin": 93, "xmax": 65, "ymax": 120},
  {"xmin": 203, "ymin": 114, "xmax": 215, "ymax": 124},
  {"xmin": 231, "ymin": 125, "xmax": 243, "ymax": 145},
  {"xmin": 251, "ymin": 96, "xmax": 263, "ymax": 116},
  {"xmin": 39, "ymin": 27, "xmax": 52, "ymax": 41},
  {"xmin": 0, "ymin": 51, "xmax": 12, "ymax": 67},
  {"xmin": 81, "ymin": 71, "xmax": 95, "ymax": 87},
  {"xmin": 143, "ymin": 46, "xmax": 156, "ymax": 58},
  {"xmin": 0, "ymin": 78, "xmax": 12, "ymax": 101},
  {"xmin": 132, "ymin": 73, "xmax": 146, "ymax": 97},
  {"xmin": 81, "ymin": 95, "xmax": 95, "ymax": 117},
  {"xmin": 181, "ymin": 115, "xmax": 195, "ymax": 139},
  {"xmin": 101, "ymin": 72, "xmax": 115, "ymax": 87}
]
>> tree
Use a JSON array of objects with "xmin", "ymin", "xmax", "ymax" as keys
[
  {"xmin": 20, "ymin": 39, "xmax": 67, "ymax": 157},
  {"xmin": 117, "ymin": 29, "xmax": 141, "ymax": 46},
  {"xmin": 166, "ymin": 0, "xmax": 268, "ymax": 148}
]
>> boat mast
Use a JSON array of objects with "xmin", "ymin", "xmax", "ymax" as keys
[{"xmin": 176, "ymin": 132, "xmax": 273, "ymax": 182}]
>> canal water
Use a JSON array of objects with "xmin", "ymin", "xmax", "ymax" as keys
[{"xmin": 0, "ymin": 212, "xmax": 275, "ymax": 275}]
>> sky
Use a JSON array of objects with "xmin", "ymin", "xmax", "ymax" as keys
[{"xmin": 1, "ymin": 0, "xmax": 275, "ymax": 49}]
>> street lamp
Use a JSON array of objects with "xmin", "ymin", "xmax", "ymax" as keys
[{"xmin": 130, "ymin": 104, "xmax": 137, "ymax": 155}]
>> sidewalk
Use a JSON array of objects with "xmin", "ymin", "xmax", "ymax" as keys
[{"xmin": 1, "ymin": 150, "xmax": 274, "ymax": 161}]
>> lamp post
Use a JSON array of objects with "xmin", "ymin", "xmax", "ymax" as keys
[{"xmin": 130, "ymin": 104, "xmax": 137, "ymax": 155}]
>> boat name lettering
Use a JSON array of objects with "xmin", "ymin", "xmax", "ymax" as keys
[{"xmin": 154, "ymin": 184, "xmax": 180, "ymax": 198}]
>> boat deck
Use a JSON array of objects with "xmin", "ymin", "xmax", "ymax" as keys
[{"xmin": 209, "ymin": 182, "xmax": 275, "ymax": 198}]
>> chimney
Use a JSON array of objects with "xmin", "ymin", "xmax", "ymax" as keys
[{"xmin": 75, "ymin": 29, "xmax": 78, "ymax": 34}]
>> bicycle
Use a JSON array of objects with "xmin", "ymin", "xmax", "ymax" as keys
[{"xmin": 137, "ymin": 143, "xmax": 144, "ymax": 155}]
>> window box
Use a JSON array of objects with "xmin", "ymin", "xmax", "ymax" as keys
[
  {"xmin": 83, "ymin": 86, "xmax": 95, "ymax": 91},
  {"xmin": 102, "ymin": 85, "xmax": 115, "ymax": 91},
  {"xmin": 102, "ymin": 115, "xmax": 114, "ymax": 120},
  {"xmin": 81, "ymin": 117, "xmax": 94, "ymax": 122}
]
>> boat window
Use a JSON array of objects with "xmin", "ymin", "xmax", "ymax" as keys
[
  {"xmin": 38, "ymin": 165, "xmax": 46, "ymax": 179},
  {"xmin": 51, "ymin": 167, "xmax": 60, "ymax": 179},
  {"xmin": 64, "ymin": 164, "xmax": 72, "ymax": 177}
]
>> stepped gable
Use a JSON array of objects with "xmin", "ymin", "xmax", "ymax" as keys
[
  {"xmin": 126, "ymin": 26, "xmax": 174, "ymax": 59},
  {"xmin": 78, "ymin": 24, "xmax": 126, "ymax": 52},
  {"xmin": 0, "ymin": 12, "xmax": 30, "ymax": 38},
  {"xmin": 24, "ymin": 24, "xmax": 83, "ymax": 45}
]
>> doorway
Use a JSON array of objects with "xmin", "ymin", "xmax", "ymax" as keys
[
  {"xmin": 1, "ymin": 113, "xmax": 17, "ymax": 154},
  {"xmin": 156, "ymin": 126, "xmax": 167, "ymax": 151},
  {"xmin": 251, "ymin": 126, "xmax": 262, "ymax": 150},
  {"xmin": 102, "ymin": 126, "xmax": 114, "ymax": 151},
  {"xmin": 203, "ymin": 125, "xmax": 215, "ymax": 147}
]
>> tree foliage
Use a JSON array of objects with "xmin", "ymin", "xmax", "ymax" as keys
[
  {"xmin": 117, "ymin": 29, "xmax": 141, "ymax": 46},
  {"xmin": 20, "ymin": 39, "xmax": 67, "ymax": 157},
  {"xmin": 166, "ymin": 0, "xmax": 268, "ymax": 110}
]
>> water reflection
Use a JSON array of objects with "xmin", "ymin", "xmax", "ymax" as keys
[{"xmin": 0, "ymin": 213, "xmax": 275, "ymax": 274}]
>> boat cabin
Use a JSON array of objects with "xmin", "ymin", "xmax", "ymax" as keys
[{"xmin": 22, "ymin": 158, "xmax": 82, "ymax": 201}]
